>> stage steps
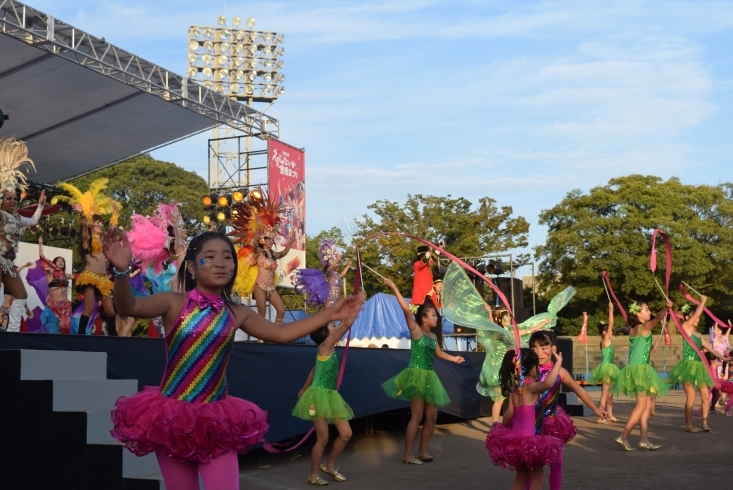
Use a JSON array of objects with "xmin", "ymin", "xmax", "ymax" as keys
[{"xmin": 0, "ymin": 349, "xmax": 165, "ymax": 490}]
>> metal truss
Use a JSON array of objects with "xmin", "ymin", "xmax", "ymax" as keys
[{"xmin": 0, "ymin": 0, "xmax": 279, "ymax": 139}]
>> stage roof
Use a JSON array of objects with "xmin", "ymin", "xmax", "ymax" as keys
[{"xmin": 0, "ymin": 0, "xmax": 279, "ymax": 183}]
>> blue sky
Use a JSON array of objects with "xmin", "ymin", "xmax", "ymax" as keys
[{"xmin": 30, "ymin": 1, "xmax": 733, "ymax": 273}]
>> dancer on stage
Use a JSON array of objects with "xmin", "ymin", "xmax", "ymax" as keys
[
  {"xmin": 614, "ymin": 300, "xmax": 671, "ymax": 451},
  {"xmin": 293, "ymin": 239, "xmax": 351, "ymax": 309},
  {"xmin": 55, "ymin": 178, "xmax": 119, "ymax": 335},
  {"xmin": 293, "ymin": 299, "xmax": 363, "ymax": 486},
  {"xmin": 0, "ymin": 138, "xmax": 46, "ymax": 332},
  {"xmin": 25, "ymin": 237, "xmax": 74, "ymax": 334},
  {"xmin": 105, "ymin": 229, "xmax": 365, "ymax": 490},
  {"xmin": 528, "ymin": 330, "xmax": 607, "ymax": 489},
  {"xmin": 667, "ymin": 297, "xmax": 730, "ymax": 432},
  {"xmin": 486, "ymin": 348, "xmax": 564, "ymax": 490},
  {"xmin": 381, "ymin": 278, "xmax": 464, "ymax": 465},
  {"xmin": 589, "ymin": 302, "xmax": 620, "ymax": 423}
]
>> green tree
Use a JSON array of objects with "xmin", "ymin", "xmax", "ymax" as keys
[
  {"xmin": 351, "ymin": 194, "xmax": 530, "ymax": 296},
  {"xmin": 535, "ymin": 175, "xmax": 733, "ymax": 335},
  {"xmin": 65, "ymin": 154, "xmax": 209, "ymax": 231}
]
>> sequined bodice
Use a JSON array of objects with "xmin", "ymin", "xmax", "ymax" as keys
[
  {"xmin": 159, "ymin": 290, "xmax": 236, "ymax": 403},
  {"xmin": 600, "ymin": 345, "xmax": 615, "ymax": 364},
  {"xmin": 408, "ymin": 334, "xmax": 436, "ymax": 370},
  {"xmin": 313, "ymin": 351, "xmax": 339, "ymax": 390},
  {"xmin": 327, "ymin": 270, "xmax": 342, "ymax": 306},
  {"xmin": 628, "ymin": 333, "xmax": 652, "ymax": 365},
  {"xmin": 535, "ymin": 362, "xmax": 560, "ymax": 434},
  {"xmin": 683, "ymin": 334, "xmax": 703, "ymax": 361}
]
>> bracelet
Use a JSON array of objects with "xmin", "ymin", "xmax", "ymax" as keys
[{"xmin": 112, "ymin": 265, "xmax": 133, "ymax": 277}]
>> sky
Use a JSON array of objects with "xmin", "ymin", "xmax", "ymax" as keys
[{"xmin": 28, "ymin": 1, "xmax": 733, "ymax": 274}]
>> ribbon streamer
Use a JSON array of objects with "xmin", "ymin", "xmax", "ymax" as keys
[
  {"xmin": 650, "ymin": 229, "xmax": 719, "ymax": 388},
  {"xmin": 679, "ymin": 284, "xmax": 728, "ymax": 331},
  {"xmin": 601, "ymin": 271, "xmax": 628, "ymax": 323}
]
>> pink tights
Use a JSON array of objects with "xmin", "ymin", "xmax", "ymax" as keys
[
  {"xmin": 525, "ymin": 448, "xmax": 562, "ymax": 490},
  {"xmin": 726, "ymin": 397, "xmax": 733, "ymax": 414},
  {"xmin": 155, "ymin": 448, "xmax": 240, "ymax": 490}
]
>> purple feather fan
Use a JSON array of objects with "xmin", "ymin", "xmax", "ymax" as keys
[{"xmin": 292, "ymin": 268, "xmax": 329, "ymax": 308}]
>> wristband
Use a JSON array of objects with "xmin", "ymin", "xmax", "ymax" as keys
[{"xmin": 112, "ymin": 265, "xmax": 133, "ymax": 277}]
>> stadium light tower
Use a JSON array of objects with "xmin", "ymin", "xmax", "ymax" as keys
[{"xmin": 188, "ymin": 15, "xmax": 285, "ymax": 208}]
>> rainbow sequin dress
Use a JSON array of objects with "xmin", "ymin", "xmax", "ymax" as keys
[
  {"xmin": 292, "ymin": 351, "xmax": 353, "ymax": 423},
  {"xmin": 535, "ymin": 362, "xmax": 577, "ymax": 443},
  {"xmin": 381, "ymin": 334, "xmax": 450, "ymax": 406},
  {"xmin": 110, "ymin": 289, "xmax": 269, "ymax": 463}
]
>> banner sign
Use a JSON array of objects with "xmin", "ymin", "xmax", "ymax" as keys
[{"xmin": 268, "ymin": 139, "xmax": 306, "ymax": 286}]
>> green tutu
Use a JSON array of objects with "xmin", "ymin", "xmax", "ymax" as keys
[
  {"xmin": 614, "ymin": 364, "xmax": 669, "ymax": 397},
  {"xmin": 589, "ymin": 362, "xmax": 620, "ymax": 386},
  {"xmin": 382, "ymin": 367, "xmax": 451, "ymax": 407},
  {"xmin": 292, "ymin": 387, "xmax": 354, "ymax": 423},
  {"xmin": 667, "ymin": 360, "xmax": 713, "ymax": 388}
]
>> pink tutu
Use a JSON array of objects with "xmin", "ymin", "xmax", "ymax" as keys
[
  {"xmin": 542, "ymin": 406, "xmax": 577, "ymax": 444},
  {"xmin": 718, "ymin": 380, "xmax": 733, "ymax": 394},
  {"xmin": 111, "ymin": 386, "xmax": 269, "ymax": 463},
  {"xmin": 485, "ymin": 422, "xmax": 563, "ymax": 470}
]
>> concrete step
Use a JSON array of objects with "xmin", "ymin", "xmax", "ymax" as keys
[
  {"xmin": 87, "ymin": 409, "xmax": 115, "ymax": 444},
  {"xmin": 123, "ymin": 451, "xmax": 161, "ymax": 479},
  {"xmin": 16, "ymin": 349, "xmax": 108, "ymax": 380},
  {"xmin": 53, "ymin": 379, "xmax": 138, "ymax": 411},
  {"xmin": 122, "ymin": 474, "xmax": 166, "ymax": 490}
]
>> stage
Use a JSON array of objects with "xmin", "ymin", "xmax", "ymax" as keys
[{"xmin": 0, "ymin": 333, "xmax": 490, "ymax": 443}]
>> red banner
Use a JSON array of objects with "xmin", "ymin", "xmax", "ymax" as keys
[{"xmin": 268, "ymin": 140, "xmax": 306, "ymax": 285}]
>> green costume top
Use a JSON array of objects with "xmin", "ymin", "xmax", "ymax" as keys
[
  {"xmin": 683, "ymin": 334, "xmax": 703, "ymax": 361},
  {"xmin": 628, "ymin": 332, "xmax": 653, "ymax": 365},
  {"xmin": 600, "ymin": 344, "xmax": 615, "ymax": 364},
  {"xmin": 312, "ymin": 351, "xmax": 339, "ymax": 390},
  {"xmin": 407, "ymin": 334, "xmax": 436, "ymax": 370}
]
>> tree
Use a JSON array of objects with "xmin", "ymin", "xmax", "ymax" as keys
[
  {"xmin": 64, "ymin": 154, "xmax": 209, "ymax": 231},
  {"xmin": 351, "ymin": 194, "xmax": 530, "ymax": 296},
  {"xmin": 535, "ymin": 175, "xmax": 733, "ymax": 335}
]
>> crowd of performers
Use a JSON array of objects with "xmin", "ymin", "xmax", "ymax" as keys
[{"xmin": 3, "ymin": 136, "xmax": 733, "ymax": 489}]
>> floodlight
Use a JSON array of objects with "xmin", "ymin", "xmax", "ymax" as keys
[
  {"xmin": 232, "ymin": 189, "xmax": 245, "ymax": 202},
  {"xmin": 263, "ymin": 46, "xmax": 272, "ymax": 55},
  {"xmin": 221, "ymin": 42, "xmax": 230, "ymax": 51},
  {"xmin": 250, "ymin": 189, "xmax": 262, "ymax": 201},
  {"xmin": 246, "ymin": 17, "xmax": 256, "ymax": 28},
  {"xmin": 249, "ymin": 32, "xmax": 257, "ymax": 42},
  {"xmin": 235, "ymin": 56, "xmax": 244, "ymax": 66},
  {"xmin": 262, "ymin": 85, "xmax": 271, "ymax": 94},
  {"xmin": 264, "ymin": 60, "xmax": 273, "ymax": 69},
  {"xmin": 277, "ymin": 86, "xmax": 285, "ymax": 95},
  {"xmin": 202, "ymin": 54, "xmax": 212, "ymax": 65},
  {"xmin": 231, "ymin": 83, "xmax": 240, "ymax": 93},
  {"xmin": 217, "ymin": 15, "xmax": 226, "ymax": 26},
  {"xmin": 192, "ymin": 27, "xmax": 200, "ymax": 37},
  {"xmin": 276, "ymin": 34, "xmax": 284, "ymax": 43},
  {"xmin": 188, "ymin": 53, "xmax": 197, "ymax": 63},
  {"xmin": 223, "ymin": 30, "xmax": 231, "ymax": 39},
  {"xmin": 214, "ymin": 82, "xmax": 224, "ymax": 93},
  {"xmin": 203, "ymin": 215, "xmax": 211, "ymax": 225},
  {"xmin": 204, "ymin": 80, "xmax": 213, "ymax": 89},
  {"xmin": 264, "ymin": 33, "xmax": 273, "ymax": 42},
  {"xmin": 219, "ymin": 68, "xmax": 229, "ymax": 78},
  {"xmin": 217, "ymin": 211, "xmax": 226, "ymax": 222},
  {"xmin": 204, "ymin": 27, "xmax": 212, "ymax": 38},
  {"xmin": 248, "ymin": 44, "xmax": 257, "ymax": 54},
  {"xmin": 233, "ymin": 16, "xmax": 242, "ymax": 27},
  {"xmin": 245, "ymin": 84, "xmax": 254, "ymax": 95},
  {"xmin": 218, "ymin": 54, "xmax": 228, "ymax": 65},
  {"xmin": 277, "ymin": 73, "xmax": 285, "ymax": 82},
  {"xmin": 202, "ymin": 195, "xmax": 213, "ymax": 206},
  {"xmin": 263, "ymin": 72, "xmax": 272, "ymax": 81},
  {"xmin": 276, "ymin": 47, "xmax": 284, "ymax": 56},
  {"xmin": 249, "ymin": 58, "xmax": 258, "ymax": 68},
  {"xmin": 235, "ymin": 69, "xmax": 244, "ymax": 79},
  {"xmin": 218, "ymin": 195, "xmax": 229, "ymax": 207},
  {"xmin": 204, "ymin": 40, "xmax": 213, "ymax": 50},
  {"xmin": 276, "ymin": 60, "xmax": 285, "ymax": 69},
  {"xmin": 248, "ymin": 71, "xmax": 257, "ymax": 81},
  {"xmin": 187, "ymin": 67, "xmax": 198, "ymax": 77},
  {"xmin": 188, "ymin": 40, "xmax": 199, "ymax": 51},
  {"xmin": 236, "ymin": 31, "xmax": 245, "ymax": 41},
  {"xmin": 202, "ymin": 66, "xmax": 213, "ymax": 77},
  {"xmin": 235, "ymin": 44, "xmax": 244, "ymax": 53}
]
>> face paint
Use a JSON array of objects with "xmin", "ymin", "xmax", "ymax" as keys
[{"xmin": 199, "ymin": 258, "xmax": 208, "ymax": 267}]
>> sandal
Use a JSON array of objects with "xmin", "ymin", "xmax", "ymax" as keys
[
  {"xmin": 416, "ymin": 452, "xmax": 433, "ymax": 462},
  {"xmin": 307, "ymin": 476, "xmax": 329, "ymax": 486},
  {"xmin": 401, "ymin": 456, "xmax": 423, "ymax": 465},
  {"xmin": 701, "ymin": 424, "xmax": 711, "ymax": 432},
  {"xmin": 614, "ymin": 437, "xmax": 635, "ymax": 451},
  {"xmin": 319, "ymin": 464, "xmax": 346, "ymax": 482},
  {"xmin": 638, "ymin": 442, "xmax": 662, "ymax": 451},
  {"xmin": 608, "ymin": 416, "xmax": 619, "ymax": 423},
  {"xmin": 684, "ymin": 427, "xmax": 701, "ymax": 433},
  {"xmin": 597, "ymin": 418, "xmax": 608, "ymax": 424}
]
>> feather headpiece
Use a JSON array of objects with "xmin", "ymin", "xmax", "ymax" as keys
[
  {"xmin": 0, "ymin": 138, "xmax": 36, "ymax": 193},
  {"xmin": 319, "ymin": 239, "xmax": 340, "ymax": 267},
  {"xmin": 228, "ymin": 187, "xmax": 285, "ymax": 248},
  {"xmin": 53, "ymin": 178, "xmax": 120, "ymax": 225},
  {"xmin": 149, "ymin": 201, "xmax": 182, "ymax": 232}
]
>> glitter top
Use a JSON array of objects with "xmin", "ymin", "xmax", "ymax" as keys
[
  {"xmin": 535, "ymin": 362, "xmax": 560, "ymax": 434},
  {"xmin": 326, "ymin": 270, "xmax": 343, "ymax": 306},
  {"xmin": 600, "ymin": 345, "xmax": 615, "ymax": 364},
  {"xmin": 683, "ymin": 334, "xmax": 703, "ymax": 361},
  {"xmin": 407, "ymin": 334, "xmax": 437, "ymax": 370},
  {"xmin": 159, "ymin": 289, "xmax": 236, "ymax": 403},
  {"xmin": 312, "ymin": 351, "xmax": 340, "ymax": 390},
  {"xmin": 628, "ymin": 332, "xmax": 652, "ymax": 365}
]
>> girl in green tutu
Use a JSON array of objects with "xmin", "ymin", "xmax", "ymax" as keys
[
  {"xmin": 614, "ymin": 299, "xmax": 671, "ymax": 451},
  {"xmin": 381, "ymin": 278, "xmax": 465, "ymax": 465},
  {"xmin": 293, "ymin": 294, "xmax": 365, "ymax": 486},
  {"xmin": 589, "ymin": 302, "xmax": 620, "ymax": 423},
  {"xmin": 667, "ymin": 297, "xmax": 731, "ymax": 433}
]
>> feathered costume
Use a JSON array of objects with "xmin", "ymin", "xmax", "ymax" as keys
[
  {"xmin": 127, "ymin": 214, "xmax": 171, "ymax": 274},
  {"xmin": 228, "ymin": 188, "xmax": 284, "ymax": 297},
  {"xmin": 440, "ymin": 261, "xmax": 575, "ymax": 402},
  {"xmin": 292, "ymin": 240, "xmax": 343, "ymax": 308},
  {"xmin": 0, "ymin": 138, "xmax": 42, "ymax": 275}
]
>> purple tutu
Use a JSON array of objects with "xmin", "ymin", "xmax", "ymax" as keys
[
  {"xmin": 292, "ymin": 268, "xmax": 330, "ymax": 308},
  {"xmin": 110, "ymin": 386, "xmax": 269, "ymax": 463},
  {"xmin": 542, "ymin": 406, "xmax": 577, "ymax": 444},
  {"xmin": 485, "ymin": 422, "xmax": 563, "ymax": 470}
]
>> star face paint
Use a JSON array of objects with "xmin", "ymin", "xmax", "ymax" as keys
[{"xmin": 199, "ymin": 258, "xmax": 208, "ymax": 267}]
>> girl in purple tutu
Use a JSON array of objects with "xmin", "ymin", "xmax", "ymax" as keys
[
  {"xmin": 485, "ymin": 347, "xmax": 564, "ymax": 490},
  {"xmin": 293, "ymin": 240, "xmax": 351, "ymax": 309},
  {"xmin": 528, "ymin": 331, "xmax": 607, "ymax": 490},
  {"xmin": 103, "ymin": 229, "xmax": 365, "ymax": 490}
]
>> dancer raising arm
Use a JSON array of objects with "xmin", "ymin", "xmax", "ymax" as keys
[
  {"xmin": 104, "ymin": 229, "xmax": 365, "ymax": 490},
  {"xmin": 614, "ymin": 300, "xmax": 672, "ymax": 451},
  {"xmin": 486, "ymin": 348, "xmax": 564, "ymax": 490},
  {"xmin": 382, "ymin": 278, "xmax": 464, "ymax": 465},
  {"xmin": 293, "ymin": 300, "xmax": 364, "ymax": 486},
  {"xmin": 667, "ymin": 297, "xmax": 731, "ymax": 432},
  {"xmin": 589, "ymin": 302, "xmax": 620, "ymax": 423}
]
